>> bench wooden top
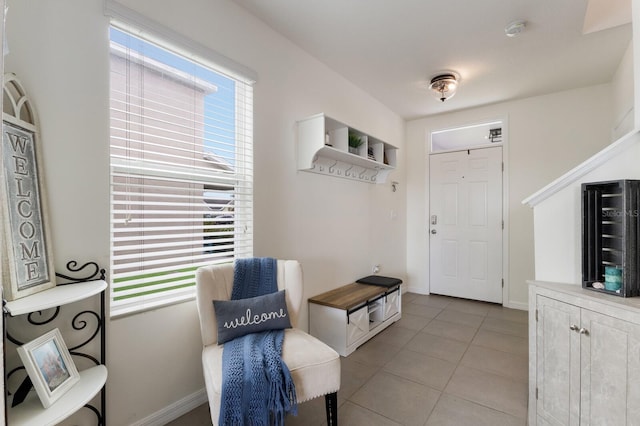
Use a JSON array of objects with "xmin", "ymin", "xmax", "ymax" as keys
[{"xmin": 308, "ymin": 282, "xmax": 395, "ymax": 310}]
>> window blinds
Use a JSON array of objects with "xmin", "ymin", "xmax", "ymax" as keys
[{"xmin": 109, "ymin": 26, "xmax": 253, "ymax": 316}]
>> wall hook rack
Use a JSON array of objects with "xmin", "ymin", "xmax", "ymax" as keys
[{"xmin": 297, "ymin": 113, "xmax": 397, "ymax": 184}]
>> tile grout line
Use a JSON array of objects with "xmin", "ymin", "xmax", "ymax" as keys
[{"xmin": 421, "ymin": 307, "xmax": 487, "ymax": 424}]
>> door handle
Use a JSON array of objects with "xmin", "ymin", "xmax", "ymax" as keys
[
  {"xmin": 569, "ymin": 324, "xmax": 589, "ymax": 335},
  {"xmin": 431, "ymin": 229, "xmax": 437, "ymax": 234}
]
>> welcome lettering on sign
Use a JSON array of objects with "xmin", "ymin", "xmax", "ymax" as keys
[{"xmin": 2, "ymin": 122, "xmax": 51, "ymax": 290}]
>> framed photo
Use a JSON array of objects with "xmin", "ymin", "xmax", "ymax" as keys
[
  {"xmin": 1, "ymin": 74, "xmax": 56, "ymax": 300},
  {"xmin": 16, "ymin": 328, "xmax": 79, "ymax": 408}
]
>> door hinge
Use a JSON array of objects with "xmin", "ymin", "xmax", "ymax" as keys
[
  {"xmin": 502, "ymin": 220, "xmax": 504, "ymax": 230},
  {"xmin": 535, "ymin": 309, "xmax": 539, "ymax": 322},
  {"xmin": 501, "ymin": 278, "xmax": 504, "ymax": 288},
  {"xmin": 536, "ymin": 387, "xmax": 539, "ymax": 400},
  {"xmin": 502, "ymin": 162, "xmax": 504, "ymax": 172}
]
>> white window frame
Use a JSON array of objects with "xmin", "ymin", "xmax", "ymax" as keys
[{"xmin": 107, "ymin": 6, "xmax": 256, "ymax": 317}]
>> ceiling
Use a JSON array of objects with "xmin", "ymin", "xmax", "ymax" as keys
[{"xmin": 232, "ymin": 0, "xmax": 633, "ymax": 120}]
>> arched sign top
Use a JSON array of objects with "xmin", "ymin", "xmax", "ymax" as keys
[{"xmin": 3, "ymin": 73, "xmax": 37, "ymax": 131}]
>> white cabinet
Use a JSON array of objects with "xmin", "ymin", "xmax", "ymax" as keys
[
  {"xmin": 297, "ymin": 113, "xmax": 397, "ymax": 184},
  {"xmin": 309, "ymin": 283, "xmax": 401, "ymax": 356},
  {"xmin": 530, "ymin": 281, "xmax": 640, "ymax": 426}
]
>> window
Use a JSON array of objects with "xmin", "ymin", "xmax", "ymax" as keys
[
  {"xmin": 109, "ymin": 25, "xmax": 254, "ymax": 316},
  {"xmin": 430, "ymin": 120, "xmax": 503, "ymax": 153}
]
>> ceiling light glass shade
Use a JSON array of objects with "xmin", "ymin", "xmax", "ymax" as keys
[{"xmin": 429, "ymin": 73, "xmax": 459, "ymax": 102}]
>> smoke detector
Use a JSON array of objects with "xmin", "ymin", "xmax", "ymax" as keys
[{"xmin": 505, "ymin": 20, "xmax": 526, "ymax": 37}]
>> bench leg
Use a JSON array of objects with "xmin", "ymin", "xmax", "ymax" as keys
[{"xmin": 324, "ymin": 392, "xmax": 338, "ymax": 425}]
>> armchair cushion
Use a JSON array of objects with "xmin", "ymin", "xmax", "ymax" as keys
[
  {"xmin": 213, "ymin": 290, "xmax": 292, "ymax": 344},
  {"xmin": 203, "ymin": 328, "xmax": 340, "ymax": 417},
  {"xmin": 196, "ymin": 261, "xmax": 341, "ymax": 425}
]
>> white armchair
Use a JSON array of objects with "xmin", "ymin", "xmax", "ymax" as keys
[{"xmin": 195, "ymin": 260, "xmax": 341, "ymax": 425}]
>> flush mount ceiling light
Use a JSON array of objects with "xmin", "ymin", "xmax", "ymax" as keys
[
  {"xmin": 429, "ymin": 72, "xmax": 459, "ymax": 102},
  {"xmin": 505, "ymin": 20, "xmax": 526, "ymax": 37}
]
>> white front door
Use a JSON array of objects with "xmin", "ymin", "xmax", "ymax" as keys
[{"xmin": 429, "ymin": 147, "xmax": 503, "ymax": 303}]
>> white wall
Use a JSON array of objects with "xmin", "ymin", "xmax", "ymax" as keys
[
  {"xmin": 530, "ymin": 0, "xmax": 640, "ymax": 286},
  {"xmin": 532, "ymin": 136, "xmax": 640, "ymax": 284},
  {"xmin": 611, "ymin": 42, "xmax": 635, "ymax": 139},
  {"xmin": 406, "ymin": 84, "xmax": 613, "ymax": 309},
  {"xmin": 4, "ymin": 0, "xmax": 405, "ymax": 424}
]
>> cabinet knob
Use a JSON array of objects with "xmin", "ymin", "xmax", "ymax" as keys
[
  {"xmin": 570, "ymin": 324, "xmax": 579, "ymax": 331},
  {"xmin": 579, "ymin": 328, "xmax": 589, "ymax": 335}
]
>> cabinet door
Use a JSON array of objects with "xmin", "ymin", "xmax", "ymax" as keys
[
  {"xmin": 347, "ymin": 304, "xmax": 369, "ymax": 346},
  {"xmin": 536, "ymin": 296, "xmax": 581, "ymax": 426},
  {"xmin": 383, "ymin": 288, "xmax": 400, "ymax": 320},
  {"xmin": 580, "ymin": 309, "xmax": 640, "ymax": 426}
]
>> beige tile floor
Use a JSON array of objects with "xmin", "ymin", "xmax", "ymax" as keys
[{"xmin": 167, "ymin": 292, "xmax": 529, "ymax": 426}]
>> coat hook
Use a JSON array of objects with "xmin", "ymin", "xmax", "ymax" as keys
[
  {"xmin": 345, "ymin": 165, "xmax": 354, "ymax": 177},
  {"xmin": 391, "ymin": 181, "xmax": 399, "ymax": 192}
]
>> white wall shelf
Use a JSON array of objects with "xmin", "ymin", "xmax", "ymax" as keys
[
  {"xmin": 4, "ymin": 280, "xmax": 107, "ymax": 317},
  {"xmin": 297, "ymin": 113, "xmax": 397, "ymax": 184},
  {"xmin": 7, "ymin": 365, "xmax": 107, "ymax": 426}
]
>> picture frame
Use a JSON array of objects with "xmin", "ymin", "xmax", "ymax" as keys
[
  {"xmin": 16, "ymin": 328, "xmax": 79, "ymax": 408},
  {"xmin": 1, "ymin": 74, "xmax": 56, "ymax": 301}
]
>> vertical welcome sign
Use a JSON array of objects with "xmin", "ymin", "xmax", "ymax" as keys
[{"xmin": 1, "ymin": 75, "xmax": 55, "ymax": 301}]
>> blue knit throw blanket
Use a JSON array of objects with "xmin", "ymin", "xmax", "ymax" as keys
[{"xmin": 219, "ymin": 258, "xmax": 297, "ymax": 425}]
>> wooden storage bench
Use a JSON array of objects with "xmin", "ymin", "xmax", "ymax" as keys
[{"xmin": 308, "ymin": 282, "xmax": 401, "ymax": 356}]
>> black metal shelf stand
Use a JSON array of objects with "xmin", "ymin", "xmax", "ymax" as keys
[
  {"xmin": 3, "ymin": 260, "xmax": 107, "ymax": 425},
  {"xmin": 582, "ymin": 180, "xmax": 640, "ymax": 297}
]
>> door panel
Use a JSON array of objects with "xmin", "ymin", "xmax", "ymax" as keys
[
  {"xmin": 442, "ymin": 183, "xmax": 458, "ymax": 225},
  {"xmin": 580, "ymin": 309, "xmax": 640, "ymax": 426},
  {"xmin": 347, "ymin": 305, "xmax": 369, "ymax": 346},
  {"xmin": 429, "ymin": 147, "xmax": 502, "ymax": 303},
  {"xmin": 469, "ymin": 241, "xmax": 488, "ymax": 280},
  {"xmin": 537, "ymin": 296, "xmax": 581, "ymax": 426},
  {"xmin": 383, "ymin": 289, "xmax": 400, "ymax": 320},
  {"xmin": 469, "ymin": 181, "xmax": 487, "ymax": 225},
  {"xmin": 441, "ymin": 240, "xmax": 458, "ymax": 277}
]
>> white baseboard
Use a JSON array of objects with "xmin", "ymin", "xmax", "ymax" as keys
[
  {"xmin": 505, "ymin": 300, "xmax": 528, "ymax": 311},
  {"xmin": 406, "ymin": 285, "xmax": 428, "ymax": 295},
  {"xmin": 129, "ymin": 388, "xmax": 208, "ymax": 426}
]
